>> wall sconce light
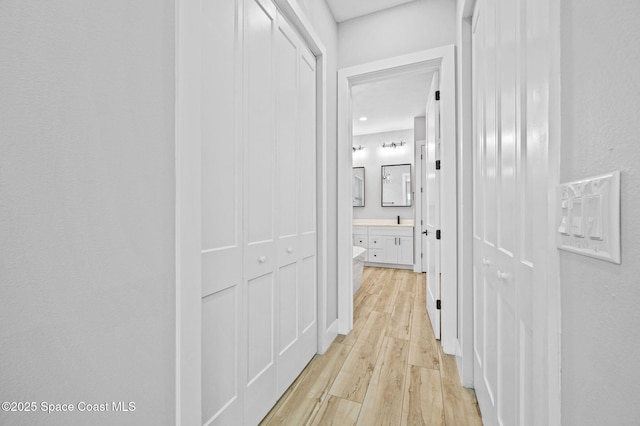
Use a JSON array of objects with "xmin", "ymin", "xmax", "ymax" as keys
[
  {"xmin": 353, "ymin": 145, "xmax": 364, "ymax": 152},
  {"xmin": 382, "ymin": 141, "xmax": 405, "ymax": 149}
]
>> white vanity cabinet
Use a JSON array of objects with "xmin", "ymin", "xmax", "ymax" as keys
[{"xmin": 353, "ymin": 225, "xmax": 414, "ymax": 267}]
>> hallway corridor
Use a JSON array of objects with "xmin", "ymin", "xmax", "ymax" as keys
[{"xmin": 260, "ymin": 267, "xmax": 483, "ymax": 425}]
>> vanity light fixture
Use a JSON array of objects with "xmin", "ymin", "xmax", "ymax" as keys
[
  {"xmin": 382, "ymin": 141, "xmax": 406, "ymax": 149},
  {"xmin": 359, "ymin": 116, "xmax": 368, "ymax": 121},
  {"xmin": 353, "ymin": 145, "xmax": 364, "ymax": 152}
]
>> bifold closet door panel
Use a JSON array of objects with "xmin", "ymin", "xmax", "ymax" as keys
[
  {"xmin": 200, "ymin": 0, "xmax": 243, "ymax": 424},
  {"xmin": 298, "ymin": 48, "xmax": 318, "ymax": 362},
  {"xmin": 274, "ymin": 16, "xmax": 318, "ymax": 397},
  {"xmin": 201, "ymin": 287, "xmax": 241, "ymax": 425},
  {"xmin": 274, "ymin": 17, "xmax": 303, "ymax": 395},
  {"xmin": 243, "ymin": 0, "xmax": 278, "ymax": 424}
]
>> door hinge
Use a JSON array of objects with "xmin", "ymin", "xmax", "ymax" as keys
[
  {"xmin": 435, "ymin": 90, "xmax": 440, "ymax": 101},
  {"xmin": 421, "ymin": 253, "xmax": 424, "ymax": 258},
  {"xmin": 421, "ymin": 153, "xmax": 423, "ymax": 160},
  {"xmin": 436, "ymin": 230, "xmax": 441, "ymax": 240},
  {"xmin": 435, "ymin": 160, "xmax": 441, "ymax": 170},
  {"xmin": 421, "ymin": 219, "xmax": 423, "ymax": 225},
  {"xmin": 421, "ymin": 187, "xmax": 423, "ymax": 193},
  {"xmin": 436, "ymin": 300, "xmax": 441, "ymax": 310}
]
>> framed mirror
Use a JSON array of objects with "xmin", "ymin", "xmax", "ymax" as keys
[
  {"xmin": 353, "ymin": 167, "xmax": 365, "ymax": 207},
  {"xmin": 381, "ymin": 164, "xmax": 412, "ymax": 207}
]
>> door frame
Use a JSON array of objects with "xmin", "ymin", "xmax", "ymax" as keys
[
  {"xmin": 337, "ymin": 45, "xmax": 458, "ymax": 354},
  {"xmin": 175, "ymin": 1, "xmax": 331, "ymax": 424},
  {"xmin": 415, "ymin": 140, "xmax": 426, "ymax": 273}
]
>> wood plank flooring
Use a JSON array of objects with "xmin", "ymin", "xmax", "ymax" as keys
[{"xmin": 260, "ymin": 267, "xmax": 483, "ymax": 426}]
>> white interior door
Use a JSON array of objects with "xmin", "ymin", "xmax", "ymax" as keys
[
  {"xmin": 274, "ymin": 15, "xmax": 318, "ymax": 397},
  {"xmin": 200, "ymin": 1, "xmax": 318, "ymax": 425},
  {"xmin": 425, "ymin": 73, "xmax": 441, "ymax": 339},
  {"xmin": 472, "ymin": 0, "xmax": 538, "ymax": 423},
  {"xmin": 200, "ymin": 0, "xmax": 243, "ymax": 424},
  {"xmin": 243, "ymin": 0, "xmax": 278, "ymax": 423}
]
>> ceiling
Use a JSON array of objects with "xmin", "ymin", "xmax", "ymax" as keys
[
  {"xmin": 351, "ymin": 70, "xmax": 433, "ymax": 136},
  {"xmin": 326, "ymin": 0, "xmax": 418, "ymax": 22}
]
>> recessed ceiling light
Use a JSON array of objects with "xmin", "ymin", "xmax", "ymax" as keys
[{"xmin": 359, "ymin": 116, "xmax": 368, "ymax": 121}]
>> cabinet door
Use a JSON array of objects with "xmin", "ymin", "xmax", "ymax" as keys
[
  {"xmin": 397, "ymin": 237, "xmax": 414, "ymax": 265},
  {"xmin": 381, "ymin": 236, "xmax": 399, "ymax": 264}
]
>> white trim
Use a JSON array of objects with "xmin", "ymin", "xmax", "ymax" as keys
[
  {"xmin": 337, "ymin": 46, "xmax": 458, "ymax": 347},
  {"xmin": 327, "ymin": 318, "xmax": 339, "ymax": 334},
  {"xmin": 175, "ymin": 0, "xmax": 202, "ymax": 424},
  {"xmin": 414, "ymin": 137, "xmax": 426, "ymax": 274},
  {"xmin": 337, "ymin": 72, "xmax": 354, "ymax": 334},
  {"xmin": 456, "ymin": 0, "xmax": 477, "ymax": 388}
]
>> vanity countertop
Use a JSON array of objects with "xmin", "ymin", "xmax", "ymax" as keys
[{"xmin": 353, "ymin": 219, "xmax": 415, "ymax": 227}]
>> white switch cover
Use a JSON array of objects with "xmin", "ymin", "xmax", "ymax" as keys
[{"xmin": 557, "ymin": 171, "xmax": 620, "ymax": 264}]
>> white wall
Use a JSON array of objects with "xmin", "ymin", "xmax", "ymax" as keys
[
  {"xmin": 338, "ymin": 0, "xmax": 456, "ymax": 68},
  {"xmin": 295, "ymin": 0, "xmax": 340, "ymax": 325},
  {"xmin": 560, "ymin": 0, "xmax": 640, "ymax": 424},
  {"xmin": 414, "ymin": 116, "xmax": 426, "ymax": 141},
  {"xmin": 352, "ymin": 129, "xmax": 415, "ymax": 221},
  {"xmin": 0, "ymin": 1, "xmax": 175, "ymax": 425}
]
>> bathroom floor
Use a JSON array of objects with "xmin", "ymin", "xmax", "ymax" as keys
[{"xmin": 260, "ymin": 267, "xmax": 483, "ymax": 425}]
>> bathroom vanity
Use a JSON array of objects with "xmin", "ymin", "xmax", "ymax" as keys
[{"xmin": 353, "ymin": 219, "xmax": 414, "ymax": 267}]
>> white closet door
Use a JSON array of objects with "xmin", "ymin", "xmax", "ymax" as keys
[
  {"xmin": 274, "ymin": 16, "xmax": 300, "ymax": 397},
  {"xmin": 473, "ymin": 1, "xmax": 500, "ymax": 422},
  {"xmin": 274, "ymin": 16, "xmax": 317, "ymax": 396},
  {"xmin": 201, "ymin": 0, "xmax": 243, "ymax": 424},
  {"xmin": 243, "ymin": 0, "xmax": 278, "ymax": 424},
  {"xmin": 296, "ymin": 42, "xmax": 318, "ymax": 379},
  {"xmin": 472, "ymin": 0, "xmax": 541, "ymax": 423},
  {"xmin": 472, "ymin": 2, "xmax": 488, "ymax": 420},
  {"xmin": 200, "ymin": 0, "xmax": 318, "ymax": 424},
  {"xmin": 297, "ymin": 40, "xmax": 318, "ymax": 374}
]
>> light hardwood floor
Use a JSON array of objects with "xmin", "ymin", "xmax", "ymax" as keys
[{"xmin": 260, "ymin": 267, "xmax": 483, "ymax": 426}]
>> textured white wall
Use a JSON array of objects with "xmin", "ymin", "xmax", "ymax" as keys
[
  {"xmin": 0, "ymin": 1, "xmax": 175, "ymax": 425},
  {"xmin": 295, "ymin": 0, "xmax": 341, "ymax": 324},
  {"xmin": 338, "ymin": 0, "xmax": 456, "ymax": 68},
  {"xmin": 560, "ymin": 0, "xmax": 640, "ymax": 424},
  {"xmin": 352, "ymin": 129, "xmax": 415, "ymax": 221}
]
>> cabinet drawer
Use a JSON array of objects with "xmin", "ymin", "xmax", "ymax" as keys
[
  {"xmin": 353, "ymin": 234, "xmax": 368, "ymax": 248},
  {"xmin": 369, "ymin": 226, "xmax": 414, "ymax": 236},
  {"xmin": 369, "ymin": 235, "xmax": 383, "ymax": 248},
  {"xmin": 353, "ymin": 226, "xmax": 367, "ymax": 235},
  {"xmin": 368, "ymin": 249, "xmax": 384, "ymax": 262}
]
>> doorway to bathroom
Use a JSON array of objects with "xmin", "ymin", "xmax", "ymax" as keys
[{"xmin": 337, "ymin": 46, "xmax": 459, "ymax": 357}]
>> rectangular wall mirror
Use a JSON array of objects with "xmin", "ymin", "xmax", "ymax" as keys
[
  {"xmin": 353, "ymin": 167, "xmax": 365, "ymax": 207},
  {"xmin": 381, "ymin": 164, "xmax": 412, "ymax": 207}
]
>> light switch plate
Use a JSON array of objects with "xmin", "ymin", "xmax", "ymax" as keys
[{"xmin": 557, "ymin": 171, "xmax": 621, "ymax": 264}]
